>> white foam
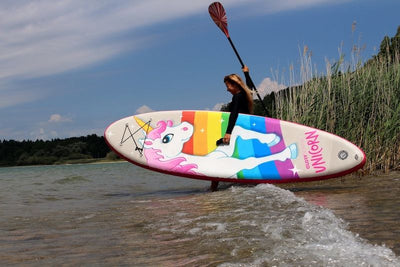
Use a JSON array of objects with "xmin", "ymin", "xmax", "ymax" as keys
[
  {"xmin": 219, "ymin": 184, "xmax": 400, "ymax": 266},
  {"xmin": 146, "ymin": 183, "xmax": 400, "ymax": 266},
  {"xmin": 188, "ymin": 227, "xmax": 201, "ymax": 235},
  {"xmin": 204, "ymin": 223, "xmax": 227, "ymax": 234}
]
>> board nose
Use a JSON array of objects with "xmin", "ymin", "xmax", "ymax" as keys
[{"xmin": 338, "ymin": 141, "xmax": 366, "ymax": 172}]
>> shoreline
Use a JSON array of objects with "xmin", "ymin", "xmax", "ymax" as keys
[{"xmin": 0, "ymin": 158, "xmax": 127, "ymax": 169}]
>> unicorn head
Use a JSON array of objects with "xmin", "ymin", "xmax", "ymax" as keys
[
  {"xmin": 135, "ymin": 117, "xmax": 197, "ymax": 174},
  {"xmin": 136, "ymin": 118, "xmax": 193, "ymax": 158}
]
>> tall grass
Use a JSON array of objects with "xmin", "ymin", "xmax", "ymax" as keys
[{"xmin": 274, "ymin": 46, "xmax": 400, "ymax": 173}]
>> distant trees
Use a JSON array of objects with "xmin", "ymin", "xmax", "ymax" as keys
[
  {"xmin": 368, "ymin": 26, "xmax": 400, "ymax": 65},
  {"xmin": 0, "ymin": 134, "xmax": 113, "ymax": 167}
]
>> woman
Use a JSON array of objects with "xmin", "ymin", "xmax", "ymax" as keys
[
  {"xmin": 210, "ymin": 66, "xmax": 253, "ymax": 191},
  {"xmin": 222, "ymin": 65, "xmax": 254, "ymax": 144}
]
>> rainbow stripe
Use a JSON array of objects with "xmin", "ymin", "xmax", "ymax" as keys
[{"xmin": 181, "ymin": 111, "xmax": 229, "ymax": 155}]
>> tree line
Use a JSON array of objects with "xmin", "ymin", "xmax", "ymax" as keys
[{"xmin": 0, "ymin": 134, "xmax": 114, "ymax": 167}]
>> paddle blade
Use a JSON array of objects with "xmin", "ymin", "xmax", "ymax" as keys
[{"xmin": 208, "ymin": 2, "xmax": 229, "ymax": 38}]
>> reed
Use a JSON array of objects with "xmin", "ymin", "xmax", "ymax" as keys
[{"xmin": 274, "ymin": 45, "xmax": 400, "ymax": 173}]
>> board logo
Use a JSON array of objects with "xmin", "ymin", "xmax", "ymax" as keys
[
  {"xmin": 304, "ymin": 130, "xmax": 327, "ymax": 173},
  {"xmin": 338, "ymin": 150, "xmax": 348, "ymax": 160}
]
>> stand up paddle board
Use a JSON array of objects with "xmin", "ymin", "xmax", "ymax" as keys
[{"xmin": 104, "ymin": 110, "xmax": 366, "ymax": 183}]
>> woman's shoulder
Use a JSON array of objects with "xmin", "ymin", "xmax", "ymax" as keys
[
  {"xmin": 231, "ymin": 92, "xmax": 247, "ymax": 105},
  {"xmin": 237, "ymin": 91, "xmax": 248, "ymax": 100}
]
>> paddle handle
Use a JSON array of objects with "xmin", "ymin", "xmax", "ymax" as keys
[
  {"xmin": 228, "ymin": 37, "xmax": 269, "ymax": 116},
  {"xmin": 227, "ymin": 37, "xmax": 245, "ymax": 68}
]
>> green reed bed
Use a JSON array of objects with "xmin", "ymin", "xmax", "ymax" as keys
[{"xmin": 274, "ymin": 49, "xmax": 400, "ymax": 173}]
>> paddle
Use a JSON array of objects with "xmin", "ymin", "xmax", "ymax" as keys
[{"xmin": 208, "ymin": 2, "xmax": 269, "ymax": 116}]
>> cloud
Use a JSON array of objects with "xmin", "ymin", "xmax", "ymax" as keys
[
  {"xmin": 136, "ymin": 105, "xmax": 155, "ymax": 114},
  {"xmin": 0, "ymin": 0, "xmax": 350, "ymax": 81},
  {"xmin": 0, "ymin": 87, "xmax": 43, "ymax": 108},
  {"xmin": 49, "ymin": 114, "xmax": 72, "ymax": 123},
  {"xmin": 257, "ymin": 77, "xmax": 287, "ymax": 98},
  {"xmin": 0, "ymin": 0, "xmax": 247, "ymax": 82},
  {"xmin": 250, "ymin": 0, "xmax": 351, "ymax": 14},
  {"xmin": 0, "ymin": 0, "xmax": 351, "ymax": 109},
  {"xmin": 0, "ymin": 1, "xmax": 156, "ymax": 81},
  {"xmin": 212, "ymin": 103, "xmax": 225, "ymax": 111}
]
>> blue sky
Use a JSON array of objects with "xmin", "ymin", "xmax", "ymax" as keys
[{"xmin": 1, "ymin": 0, "xmax": 399, "ymax": 141}]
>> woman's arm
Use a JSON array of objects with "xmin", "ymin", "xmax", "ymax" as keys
[
  {"xmin": 242, "ymin": 65, "xmax": 253, "ymax": 90},
  {"xmin": 223, "ymin": 94, "xmax": 240, "ymax": 144},
  {"xmin": 226, "ymin": 94, "xmax": 240, "ymax": 134}
]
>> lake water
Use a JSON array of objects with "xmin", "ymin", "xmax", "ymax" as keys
[{"xmin": 0, "ymin": 162, "xmax": 399, "ymax": 266}]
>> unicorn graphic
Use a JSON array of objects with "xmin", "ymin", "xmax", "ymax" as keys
[{"xmin": 135, "ymin": 117, "xmax": 298, "ymax": 179}]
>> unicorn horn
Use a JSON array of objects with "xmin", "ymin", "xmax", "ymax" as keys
[{"xmin": 134, "ymin": 116, "xmax": 153, "ymax": 133}]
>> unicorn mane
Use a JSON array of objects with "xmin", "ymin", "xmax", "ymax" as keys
[
  {"xmin": 147, "ymin": 120, "xmax": 173, "ymax": 140},
  {"xmin": 143, "ymin": 120, "xmax": 198, "ymax": 174}
]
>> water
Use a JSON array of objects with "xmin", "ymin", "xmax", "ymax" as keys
[{"xmin": 0, "ymin": 162, "xmax": 399, "ymax": 266}]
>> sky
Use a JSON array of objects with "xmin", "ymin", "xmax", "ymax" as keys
[{"xmin": 1, "ymin": 0, "xmax": 399, "ymax": 141}]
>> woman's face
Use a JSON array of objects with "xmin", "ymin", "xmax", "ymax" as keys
[{"xmin": 225, "ymin": 81, "xmax": 240, "ymax": 95}]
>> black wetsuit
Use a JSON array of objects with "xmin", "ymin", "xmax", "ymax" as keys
[
  {"xmin": 226, "ymin": 91, "xmax": 250, "ymax": 134},
  {"xmin": 226, "ymin": 72, "xmax": 252, "ymax": 134}
]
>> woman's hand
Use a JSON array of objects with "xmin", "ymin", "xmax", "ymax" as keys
[{"xmin": 223, "ymin": 133, "xmax": 231, "ymax": 144}]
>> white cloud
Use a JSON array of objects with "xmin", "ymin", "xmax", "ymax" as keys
[
  {"xmin": 0, "ymin": 87, "xmax": 43, "ymax": 108},
  {"xmin": 0, "ymin": 0, "xmax": 349, "ymax": 81},
  {"xmin": 0, "ymin": 0, "xmax": 351, "ymax": 109},
  {"xmin": 136, "ymin": 105, "xmax": 155, "ymax": 114},
  {"xmin": 212, "ymin": 102, "xmax": 225, "ymax": 111},
  {"xmin": 49, "ymin": 114, "xmax": 72, "ymax": 123},
  {"xmin": 257, "ymin": 77, "xmax": 287, "ymax": 98},
  {"xmin": 0, "ymin": 0, "xmax": 249, "ymax": 82},
  {"xmin": 250, "ymin": 0, "xmax": 351, "ymax": 14}
]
